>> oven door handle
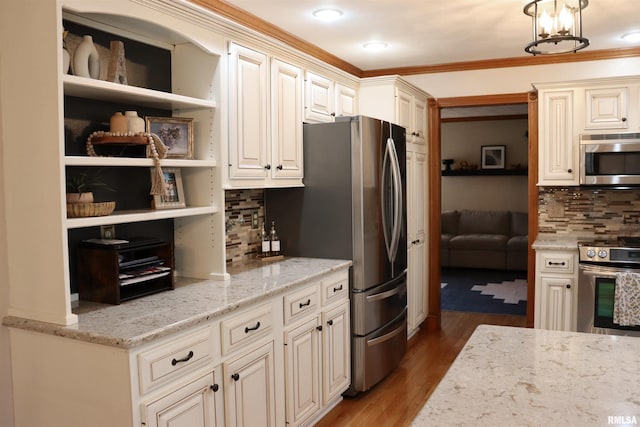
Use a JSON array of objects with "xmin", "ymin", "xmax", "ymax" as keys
[{"xmin": 579, "ymin": 263, "xmax": 635, "ymax": 277}]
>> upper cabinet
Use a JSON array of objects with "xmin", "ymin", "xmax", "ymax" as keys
[
  {"xmin": 304, "ymin": 71, "xmax": 358, "ymax": 123},
  {"xmin": 535, "ymin": 76, "xmax": 640, "ymax": 186},
  {"xmin": 359, "ymin": 76, "xmax": 428, "ymax": 145},
  {"xmin": 228, "ymin": 43, "xmax": 303, "ymax": 188}
]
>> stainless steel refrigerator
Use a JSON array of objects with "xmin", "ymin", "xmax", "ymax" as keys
[{"xmin": 265, "ymin": 115, "xmax": 407, "ymax": 394}]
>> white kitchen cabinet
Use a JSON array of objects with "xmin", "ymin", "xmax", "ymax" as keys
[
  {"xmin": 407, "ymin": 150, "xmax": 428, "ymax": 337},
  {"xmin": 143, "ymin": 372, "xmax": 223, "ymax": 427},
  {"xmin": 585, "ymin": 86, "xmax": 629, "ymax": 130},
  {"xmin": 534, "ymin": 250, "xmax": 578, "ymax": 331},
  {"xmin": 228, "ymin": 42, "xmax": 303, "ymax": 187},
  {"xmin": 304, "ymin": 70, "xmax": 358, "ymax": 122},
  {"xmin": 283, "ymin": 272, "xmax": 351, "ymax": 426},
  {"xmin": 223, "ymin": 341, "xmax": 278, "ymax": 427},
  {"xmin": 536, "ymin": 88, "xmax": 578, "ymax": 186},
  {"xmin": 395, "ymin": 86, "xmax": 427, "ymax": 145}
]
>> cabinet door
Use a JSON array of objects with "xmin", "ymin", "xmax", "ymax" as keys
[
  {"xmin": 538, "ymin": 277, "xmax": 575, "ymax": 331},
  {"xmin": 538, "ymin": 90, "xmax": 578, "ymax": 185},
  {"xmin": 224, "ymin": 341, "xmax": 277, "ymax": 427},
  {"xmin": 144, "ymin": 372, "xmax": 221, "ymax": 427},
  {"xmin": 284, "ymin": 316, "xmax": 321, "ymax": 426},
  {"xmin": 305, "ymin": 71, "xmax": 335, "ymax": 122},
  {"xmin": 412, "ymin": 96, "xmax": 427, "ymax": 145},
  {"xmin": 406, "ymin": 151, "xmax": 427, "ymax": 335},
  {"xmin": 395, "ymin": 87, "xmax": 413, "ymax": 132},
  {"xmin": 335, "ymin": 83, "xmax": 357, "ymax": 117},
  {"xmin": 322, "ymin": 302, "xmax": 350, "ymax": 404},
  {"xmin": 228, "ymin": 43, "xmax": 269, "ymax": 179},
  {"xmin": 585, "ymin": 87, "xmax": 629, "ymax": 130},
  {"xmin": 271, "ymin": 59, "xmax": 303, "ymax": 179}
]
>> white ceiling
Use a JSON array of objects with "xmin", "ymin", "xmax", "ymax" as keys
[{"xmin": 222, "ymin": 0, "xmax": 640, "ymax": 71}]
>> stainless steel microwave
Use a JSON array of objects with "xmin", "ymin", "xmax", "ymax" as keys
[{"xmin": 580, "ymin": 133, "xmax": 640, "ymax": 186}]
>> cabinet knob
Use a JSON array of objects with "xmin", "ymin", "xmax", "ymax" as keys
[
  {"xmin": 316, "ymin": 325, "xmax": 323, "ymax": 331},
  {"xmin": 327, "ymin": 319, "xmax": 334, "ymax": 326},
  {"xmin": 567, "ymin": 169, "xmax": 572, "ymax": 173},
  {"xmin": 622, "ymin": 117, "xmax": 627, "ymax": 122},
  {"xmin": 210, "ymin": 384, "xmax": 219, "ymax": 392},
  {"xmin": 277, "ymin": 164, "xmax": 283, "ymax": 170},
  {"xmin": 566, "ymin": 284, "xmax": 571, "ymax": 289},
  {"xmin": 264, "ymin": 164, "xmax": 271, "ymax": 170},
  {"xmin": 232, "ymin": 373, "xmax": 240, "ymax": 381}
]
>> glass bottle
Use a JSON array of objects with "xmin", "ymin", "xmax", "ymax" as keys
[
  {"xmin": 270, "ymin": 221, "xmax": 281, "ymax": 256},
  {"xmin": 261, "ymin": 222, "xmax": 271, "ymax": 257}
]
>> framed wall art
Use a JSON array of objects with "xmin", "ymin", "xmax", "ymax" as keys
[
  {"xmin": 481, "ymin": 145, "xmax": 506, "ymax": 169},
  {"xmin": 146, "ymin": 116, "xmax": 194, "ymax": 159},
  {"xmin": 152, "ymin": 167, "xmax": 186, "ymax": 209}
]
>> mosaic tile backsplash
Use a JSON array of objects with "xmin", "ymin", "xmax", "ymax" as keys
[
  {"xmin": 225, "ymin": 189, "xmax": 265, "ymax": 264},
  {"xmin": 538, "ymin": 187, "xmax": 640, "ymax": 237}
]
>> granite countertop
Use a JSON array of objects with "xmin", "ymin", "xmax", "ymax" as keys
[
  {"xmin": 532, "ymin": 234, "xmax": 582, "ymax": 250},
  {"xmin": 3, "ymin": 257, "xmax": 351, "ymax": 349},
  {"xmin": 412, "ymin": 325, "xmax": 640, "ymax": 426}
]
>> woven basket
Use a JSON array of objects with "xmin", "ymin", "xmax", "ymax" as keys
[{"xmin": 66, "ymin": 201, "xmax": 116, "ymax": 218}]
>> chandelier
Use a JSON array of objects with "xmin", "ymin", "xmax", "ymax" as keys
[{"xmin": 524, "ymin": 0, "xmax": 589, "ymax": 55}]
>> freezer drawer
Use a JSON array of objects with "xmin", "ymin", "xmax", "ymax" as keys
[
  {"xmin": 351, "ymin": 272, "xmax": 407, "ymax": 336},
  {"xmin": 351, "ymin": 309, "xmax": 407, "ymax": 393}
]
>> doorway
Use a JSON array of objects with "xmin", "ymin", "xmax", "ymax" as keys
[{"xmin": 426, "ymin": 93, "xmax": 538, "ymax": 330}]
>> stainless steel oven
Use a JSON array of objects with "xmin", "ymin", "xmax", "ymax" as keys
[{"xmin": 578, "ymin": 239, "xmax": 640, "ymax": 337}]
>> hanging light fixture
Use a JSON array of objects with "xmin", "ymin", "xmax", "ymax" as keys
[{"xmin": 524, "ymin": 0, "xmax": 589, "ymax": 55}]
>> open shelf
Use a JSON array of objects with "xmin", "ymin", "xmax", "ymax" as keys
[
  {"xmin": 65, "ymin": 155, "xmax": 216, "ymax": 168},
  {"xmin": 66, "ymin": 205, "xmax": 218, "ymax": 229},
  {"xmin": 442, "ymin": 168, "xmax": 528, "ymax": 176}
]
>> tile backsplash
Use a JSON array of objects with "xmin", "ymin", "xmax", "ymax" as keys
[
  {"xmin": 538, "ymin": 187, "xmax": 640, "ymax": 237},
  {"xmin": 225, "ymin": 189, "xmax": 265, "ymax": 264}
]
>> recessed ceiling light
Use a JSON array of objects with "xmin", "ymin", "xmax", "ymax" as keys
[
  {"xmin": 312, "ymin": 8, "xmax": 343, "ymax": 22},
  {"xmin": 363, "ymin": 41, "xmax": 388, "ymax": 52},
  {"xmin": 621, "ymin": 31, "xmax": 640, "ymax": 43}
]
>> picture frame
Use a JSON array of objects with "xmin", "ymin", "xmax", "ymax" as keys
[
  {"xmin": 146, "ymin": 116, "xmax": 194, "ymax": 159},
  {"xmin": 152, "ymin": 167, "xmax": 186, "ymax": 209},
  {"xmin": 481, "ymin": 145, "xmax": 506, "ymax": 169}
]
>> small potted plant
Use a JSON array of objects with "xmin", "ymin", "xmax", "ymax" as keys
[{"xmin": 66, "ymin": 170, "xmax": 114, "ymax": 204}]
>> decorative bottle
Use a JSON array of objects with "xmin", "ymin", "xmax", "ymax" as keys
[
  {"xmin": 72, "ymin": 35, "xmax": 100, "ymax": 79},
  {"xmin": 109, "ymin": 112, "xmax": 128, "ymax": 133},
  {"xmin": 261, "ymin": 223, "xmax": 271, "ymax": 257},
  {"xmin": 124, "ymin": 111, "xmax": 145, "ymax": 134},
  {"xmin": 270, "ymin": 221, "xmax": 281, "ymax": 256}
]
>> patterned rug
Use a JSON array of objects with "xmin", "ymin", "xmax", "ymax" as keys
[{"xmin": 441, "ymin": 268, "xmax": 527, "ymax": 315}]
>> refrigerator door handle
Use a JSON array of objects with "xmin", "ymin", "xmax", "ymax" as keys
[
  {"xmin": 381, "ymin": 138, "xmax": 393, "ymax": 263},
  {"xmin": 365, "ymin": 285, "xmax": 402, "ymax": 302},
  {"xmin": 387, "ymin": 136, "xmax": 403, "ymax": 264}
]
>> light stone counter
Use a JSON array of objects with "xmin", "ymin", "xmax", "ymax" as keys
[
  {"xmin": 532, "ymin": 234, "xmax": 582, "ymax": 250},
  {"xmin": 411, "ymin": 325, "xmax": 640, "ymax": 426},
  {"xmin": 3, "ymin": 257, "xmax": 351, "ymax": 349}
]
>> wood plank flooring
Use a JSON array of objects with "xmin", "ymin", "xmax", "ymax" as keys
[{"xmin": 316, "ymin": 311, "xmax": 527, "ymax": 427}]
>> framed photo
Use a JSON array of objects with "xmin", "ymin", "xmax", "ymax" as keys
[
  {"xmin": 481, "ymin": 145, "xmax": 506, "ymax": 169},
  {"xmin": 146, "ymin": 116, "xmax": 194, "ymax": 159},
  {"xmin": 152, "ymin": 167, "xmax": 186, "ymax": 209}
]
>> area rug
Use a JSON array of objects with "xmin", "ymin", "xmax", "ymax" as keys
[{"xmin": 441, "ymin": 268, "xmax": 527, "ymax": 315}]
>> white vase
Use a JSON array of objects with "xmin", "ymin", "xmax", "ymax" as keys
[
  {"xmin": 125, "ymin": 111, "xmax": 145, "ymax": 134},
  {"xmin": 73, "ymin": 35, "xmax": 100, "ymax": 79}
]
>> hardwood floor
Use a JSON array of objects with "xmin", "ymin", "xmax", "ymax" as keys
[{"xmin": 316, "ymin": 311, "xmax": 527, "ymax": 427}]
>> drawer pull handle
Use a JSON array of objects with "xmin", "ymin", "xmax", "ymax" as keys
[
  {"xmin": 299, "ymin": 299, "xmax": 311, "ymax": 308},
  {"xmin": 327, "ymin": 319, "xmax": 334, "ymax": 326},
  {"xmin": 244, "ymin": 321, "xmax": 261, "ymax": 333},
  {"xmin": 333, "ymin": 284, "xmax": 343, "ymax": 292},
  {"xmin": 548, "ymin": 261, "xmax": 566, "ymax": 266},
  {"xmin": 232, "ymin": 373, "xmax": 240, "ymax": 381},
  {"xmin": 171, "ymin": 350, "xmax": 194, "ymax": 366}
]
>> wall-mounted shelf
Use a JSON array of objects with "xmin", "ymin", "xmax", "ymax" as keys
[{"xmin": 442, "ymin": 168, "xmax": 528, "ymax": 176}]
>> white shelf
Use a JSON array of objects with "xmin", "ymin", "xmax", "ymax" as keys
[
  {"xmin": 64, "ymin": 156, "xmax": 216, "ymax": 168},
  {"xmin": 66, "ymin": 205, "xmax": 218, "ymax": 229},
  {"xmin": 63, "ymin": 75, "xmax": 216, "ymax": 111}
]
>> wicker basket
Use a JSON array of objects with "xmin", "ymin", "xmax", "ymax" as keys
[{"xmin": 66, "ymin": 201, "xmax": 116, "ymax": 218}]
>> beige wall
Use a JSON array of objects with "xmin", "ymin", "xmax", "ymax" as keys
[{"xmin": 441, "ymin": 119, "xmax": 529, "ymax": 212}]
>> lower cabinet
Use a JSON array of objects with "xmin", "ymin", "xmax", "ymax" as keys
[
  {"xmin": 284, "ymin": 277, "xmax": 350, "ymax": 426},
  {"xmin": 534, "ymin": 249, "xmax": 578, "ymax": 331},
  {"xmin": 223, "ymin": 341, "xmax": 277, "ymax": 427},
  {"xmin": 143, "ymin": 372, "xmax": 223, "ymax": 427}
]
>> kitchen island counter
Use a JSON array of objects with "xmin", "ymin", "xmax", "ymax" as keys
[
  {"xmin": 3, "ymin": 257, "xmax": 351, "ymax": 349},
  {"xmin": 412, "ymin": 325, "xmax": 640, "ymax": 426}
]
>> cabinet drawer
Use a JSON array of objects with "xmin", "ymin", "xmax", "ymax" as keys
[
  {"xmin": 137, "ymin": 326, "xmax": 213, "ymax": 395},
  {"xmin": 284, "ymin": 284, "xmax": 320, "ymax": 325},
  {"xmin": 221, "ymin": 302, "xmax": 273, "ymax": 356},
  {"xmin": 321, "ymin": 270, "xmax": 349, "ymax": 306},
  {"xmin": 540, "ymin": 253, "xmax": 575, "ymax": 274}
]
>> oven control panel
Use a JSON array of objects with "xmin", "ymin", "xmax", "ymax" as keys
[
  {"xmin": 579, "ymin": 246, "xmax": 609, "ymax": 262},
  {"xmin": 579, "ymin": 245, "xmax": 640, "ymax": 264}
]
